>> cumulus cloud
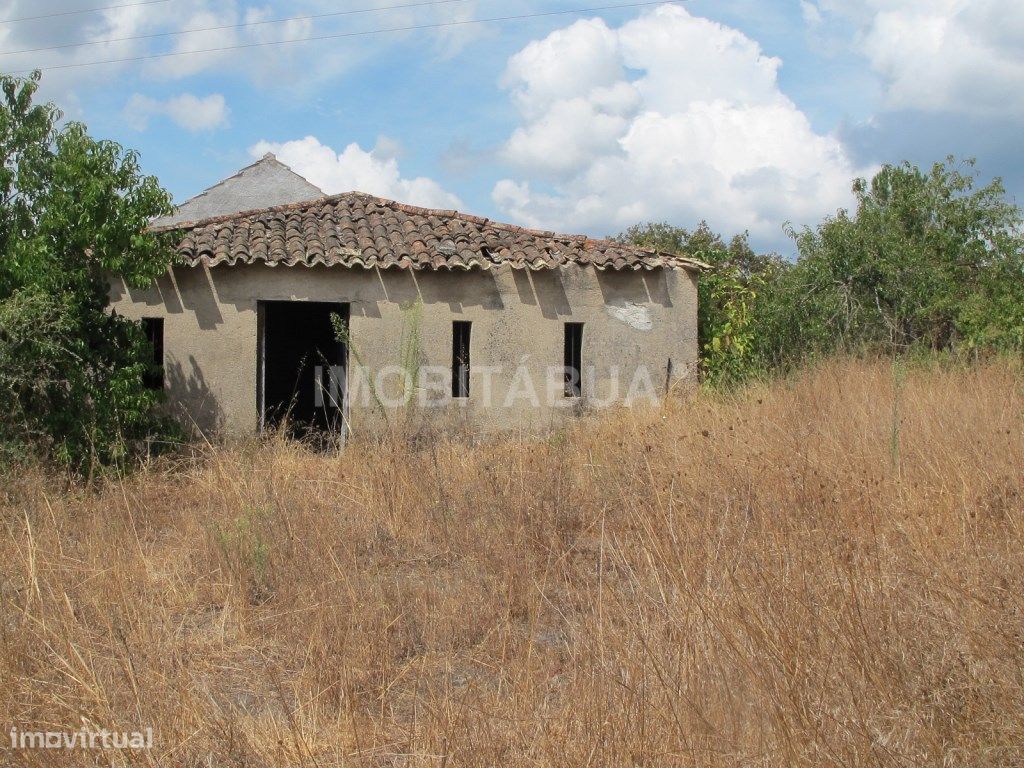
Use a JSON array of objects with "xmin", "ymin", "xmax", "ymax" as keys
[
  {"xmin": 492, "ymin": 5, "xmax": 871, "ymax": 247},
  {"xmin": 124, "ymin": 92, "xmax": 229, "ymax": 132},
  {"xmin": 816, "ymin": 0, "xmax": 1024, "ymax": 115},
  {"xmin": 249, "ymin": 136, "xmax": 462, "ymax": 210}
]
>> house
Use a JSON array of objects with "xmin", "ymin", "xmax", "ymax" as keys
[{"xmin": 108, "ymin": 157, "xmax": 705, "ymax": 436}]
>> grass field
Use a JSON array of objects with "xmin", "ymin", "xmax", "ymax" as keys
[{"xmin": 2, "ymin": 358, "xmax": 1023, "ymax": 766}]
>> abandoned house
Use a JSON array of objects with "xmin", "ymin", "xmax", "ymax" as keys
[{"xmin": 108, "ymin": 155, "xmax": 705, "ymax": 436}]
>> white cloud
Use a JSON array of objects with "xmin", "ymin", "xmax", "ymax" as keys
[
  {"xmin": 124, "ymin": 93, "xmax": 229, "ymax": 132},
  {"xmin": 501, "ymin": 17, "xmax": 626, "ymax": 120},
  {"xmin": 249, "ymin": 136, "xmax": 462, "ymax": 210},
  {"xmin": 492, "ymin": 5, "xmax": 871, "ymax": 247},
  {"xmin": 818, "ymin": 0, "xmax": 1024, "ymax": 115}
]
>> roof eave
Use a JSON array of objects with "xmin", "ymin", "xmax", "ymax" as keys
[{"xmin": 160, "ymin": 190, "xmax": 715, "ymax": 273}]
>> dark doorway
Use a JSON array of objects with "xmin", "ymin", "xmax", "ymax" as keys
[{"xmin": 259, "ymin": 301, "xmax": 349, "ymax": 438}]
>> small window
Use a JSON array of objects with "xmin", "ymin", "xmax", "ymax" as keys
[
  {"xmin": 141, "ymin": 317, "xmax": 164, "ymax": 391},
  {"xmin": 564, "ymin": 322, "xmax": 583, "ymax": 398},
  {"xmin": 452, "ymin": 320, "xmax": 471, "ymax": 398}
]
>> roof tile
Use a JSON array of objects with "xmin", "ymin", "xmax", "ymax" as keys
[{"xmin": 154, "ymin": 191, "xmax": 707, "ymax": 273}]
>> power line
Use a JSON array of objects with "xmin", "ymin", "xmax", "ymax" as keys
[
  {"xmin": 0, "ymin": 0, "xmax": 474, "ymax": 57},
  {"xmin": 1, "ymin": 0, "xmax": 170, "ymax": 25},
  {"xmin": 12, "ymin": 0, "xmax": 684, "ymax": 74}
]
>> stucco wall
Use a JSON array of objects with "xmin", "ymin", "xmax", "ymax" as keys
[{"xmin": 109, "ymin": 263, "xmax": 699, "ymax": 436}]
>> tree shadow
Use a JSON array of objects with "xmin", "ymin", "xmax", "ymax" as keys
[{"xmin": 165, "ymin": 355, "xmax": 224, "ymax": 438}]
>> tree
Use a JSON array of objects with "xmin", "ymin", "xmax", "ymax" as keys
[
  {"xmin": 0, "ymin": 71, "xmax": 176, "ymax": 470},
  {"xmin": 616, "ymin": 221, "xmax": 787, "ymax": 385},
  {"xmin": 775, "ymin": 158, "xmax": 1024, "ymax": 364}
]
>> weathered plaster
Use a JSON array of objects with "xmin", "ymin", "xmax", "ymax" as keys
[{"xmin": 109, "ymin": 263, "xmax": 699, "ymax": 436}]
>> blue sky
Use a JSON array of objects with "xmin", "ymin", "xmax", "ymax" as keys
[{"xmin": 2, "ymin": 0, "xmax": 1021, "ymax": 254}]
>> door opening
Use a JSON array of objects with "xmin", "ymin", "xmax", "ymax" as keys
[{"xmin": 259, "ymin": 301, "xmax": 349, "ymax": 439}]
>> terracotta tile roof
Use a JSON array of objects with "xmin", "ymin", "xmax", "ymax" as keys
[{"xmin": 153, "ymin": 192, "xmax": 707, "ymax": 273}]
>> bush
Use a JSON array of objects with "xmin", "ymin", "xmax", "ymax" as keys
[
  {"xmin": 772, "ymin": 158, "xmax": 1024, "ymax": 365},
  {"xmin": 620, "ymin": 158, "xmax": 1024, "ymax": 385},
  {"xmin": 0, "ymin": 290, "xmax": 74, "ymax": 464},
  {"xmin": 0, "ymin": 72, "xmax": 176, "ymax": 472}
]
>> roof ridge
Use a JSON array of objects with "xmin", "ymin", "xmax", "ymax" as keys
[
  {"xmin": 150, "ymin": 189, "xmax": 707, "ymax": 268},
  {"xmin": 162, "ymin": 154, "xmax": 323, "ymax": 213}
]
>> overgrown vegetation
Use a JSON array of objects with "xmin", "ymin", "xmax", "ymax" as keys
[
  {"xmin": 1, "ymin": 67, "xmax": 1022, "ymax": 768},
  {"xmin": 3, "ymin": 67, "xmax": 1020, "ymax": 467},
  {"xmin": 620, "ymin": 157, "xmax": 1024, "ymax": 384},
  {"xmin": 2, "ymin": 359, "xmax": 1022, "ymax": 766},
  {"xmin": 0, "ymin": 72, "xmax": 176, "ymax": 471}
]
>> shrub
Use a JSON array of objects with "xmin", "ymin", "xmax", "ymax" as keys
[{"xmin": 0, "ymin": 72, "xmax": 176, "ymax": 471}]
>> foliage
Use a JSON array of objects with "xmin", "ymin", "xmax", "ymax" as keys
[
  {"xmin": 620, "ymin": 158, "xmax": 1024, "ymax": 385},
  {"xmin": 772, "ymin": 158, "xmax": 1024, "ymax": 365},
  {"xmin": 0, "ymin": 72, "xmax": 176, "ymax": 471},
  {"xmin": 0, "ymin": 290, "xmax": 75, "ymax": 464},
  {"xmin": 701, "ymin": 264, "xmax": 759, "ymax": 385}
]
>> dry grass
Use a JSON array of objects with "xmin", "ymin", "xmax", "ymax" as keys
[{"xmin": 2, "ymin": 358, "xmax": 1023, "ymax": 767}]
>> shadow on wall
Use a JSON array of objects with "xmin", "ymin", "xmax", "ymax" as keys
[
  {"xmin": 165, "ymin": 355, "xmax": 223, "ymax": 438},
  {"xmin": 111, "ymin": 268, "xmax": 223, "ymax": 329},
  {"xmin": 595, "ymin": 270, "xmax": 674, "ymax": 308},
  {"xmin": 177, "ymin": 267, "xmax": 225, "ymax": 330},
  {"xmin": 108, "ymin": 272, "xmax": 183, "ymax": 313},
  {"xmin": 373, "ymin": 269, "xmax": 505, "ymax": 315},
  {"xmin": 512, "ymin": 269, "xmax": 571, "ymax": 318},
  {"xmin": 205, "ymin": 265, "xmax": 508, "ymax": 322}
]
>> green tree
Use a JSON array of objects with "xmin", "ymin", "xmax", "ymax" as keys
[
  {"xmin": 616, "ymin": 221, "xmax": 786, "ymax": 385},
  {"xmin": 0, "ymin": 71, "xmax": 176, "ymax": 470},
  {"xmin": 770, "ymin": 158, "xmax": 1024, "ymax": 365}
]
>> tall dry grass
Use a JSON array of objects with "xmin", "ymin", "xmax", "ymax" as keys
[{"xmin": 1, "ymin": 358, "xmax": 1023, "ymax": 767}]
